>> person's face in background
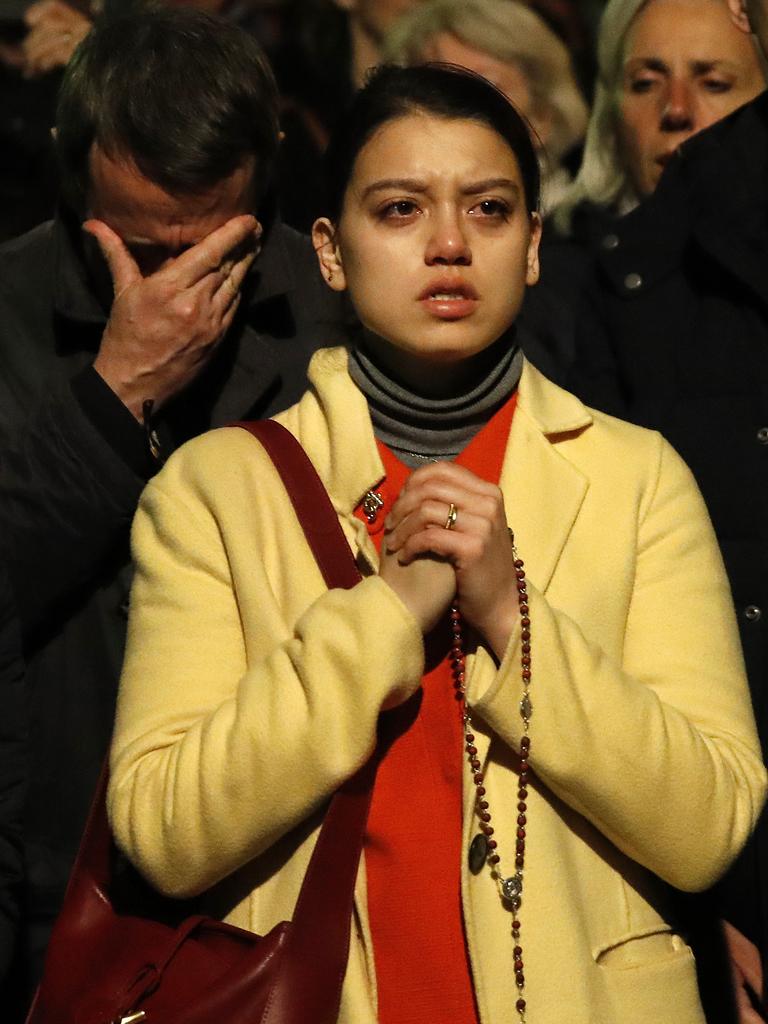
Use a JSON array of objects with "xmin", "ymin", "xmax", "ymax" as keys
[
  {"xmin": 419, "ymin": 33, "xmax": 553, "ymax": 148},
  {"xmin": 313, "ymin": 113, "xmax": 540, "ymax": 390},
  {"xmin": 617, "ymin": 0, "xmax": 766, "ymax": 198}
]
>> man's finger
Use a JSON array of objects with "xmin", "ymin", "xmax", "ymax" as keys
[
  {"xmin": 172, "ymin": 214, "xmax": 260, "ymax": 287},
  {"xmin": 24, "ymin": 0, "xmax": 54, "ymax": 27},
  {"xmin": 211, "ymin": 248, "xmax": 257, "ymax": 305},
  {"xmin": 220, "ymin": 290, "xmax": 242, "ymax": 335},
  {"xmin": 82, "ymin": 219, "xmax": 141, "ymax": 296}
]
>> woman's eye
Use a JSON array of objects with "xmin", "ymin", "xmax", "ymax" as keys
[
  {"xmin": 471, "ymin": 199, "xmax": 510, "ymax": 219},
  {"xmin": 629, "ymin": 76, "xmax": 656, "ymax": 94},
  {"xmin": 702, "ymin": 79, "xmax": 731, "ymax": 93},
  {"xmin": 381, "ymin": 200, "xmax": 418, "ymax": 219}
]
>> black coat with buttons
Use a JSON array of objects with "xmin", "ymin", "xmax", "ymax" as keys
[{"xmin": 565, "ymin": 91, "xmax": 768, "ymax": 987}]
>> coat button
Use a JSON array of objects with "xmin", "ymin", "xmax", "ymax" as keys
[
  {"xmin": 744, "ymin": 605, "xmax": 762, "ymax": 622},
  {"xmin": 602, "ymin": 233, "xmax": 620, "ymax": 250},
  {"xmin": 757, "ymin": 427, "xmax": 768, "ymax": 444},
  {"xmin": 469, "ymin": 833, "xmax": 489, "ymax": 873},
  {"xmin": 624, "ymin": 272, "xmax": 643, "ymax": 291}
]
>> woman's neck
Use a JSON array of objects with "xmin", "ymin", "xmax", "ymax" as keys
[
  {"xmin": 349, "ymin": 330, "xmax": 523, "ymax": 466},
  {"xmin": 358, "ymin": 330, "xmax": 518, "ymax": 401}
]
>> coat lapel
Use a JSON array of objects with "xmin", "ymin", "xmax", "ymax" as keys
[
  {"xmin": 464, "ymin": 364, "xmax": 591, "ymax": 725},
  {"xmin": 502, "ymin": 362, "xmax": 591, "ymax": 593},
  {"xmin": 501, "ymin": 410, "xmax": 590, "ymax": 596}
]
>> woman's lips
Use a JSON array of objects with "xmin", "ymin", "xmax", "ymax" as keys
[{"xmin": 418, "ymin": 280, "xmax": 479, "ymax": 320}]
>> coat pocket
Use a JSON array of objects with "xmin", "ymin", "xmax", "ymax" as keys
[{"xmin": 595, "ymin": 930, "xmax": 705, "ymax": 1024}]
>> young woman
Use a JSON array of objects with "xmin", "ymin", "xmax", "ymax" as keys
[{"xmin": 108, "ymin": 65, "xmax": 766, "ymax": 1023}]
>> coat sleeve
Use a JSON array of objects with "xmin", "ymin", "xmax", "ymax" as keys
[
  {"xmin": 0, "ymin": 370, "xmax": 146, "ymax": 632},
  {"xmin": 107, "ymin": 450, "xmax": 425, "ymax": 899},
  {"xmin": 473, "ymin": 436, "xmax": 767, "ymax": 893}
]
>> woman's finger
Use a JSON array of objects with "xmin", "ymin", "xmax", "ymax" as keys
[
  {"xmin": 386, "ymin": 502, "xmax": 489, "ymax": 552},
  {"xmin": 396, "ymin": 526, "xmax": 483, "ymax": 567},
  {"xmin": 409, "ymin": 460, "xmax": 500, "ymax": 496},
  {"xmin": 388, "ymin": 485, "xmax": 501, "ymax": 533}
]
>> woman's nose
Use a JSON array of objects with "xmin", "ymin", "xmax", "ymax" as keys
[
  {"xmin": 659, "ymin": 80, "xmax": 695, "ymax": 132},
  {"xmin": 424, "ymin": 210, "xmax": 471, "ymax": 265}
]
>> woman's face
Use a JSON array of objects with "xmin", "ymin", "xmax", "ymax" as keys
[
  {"xmin": 617, "ymin": 0, "xmax": 765, "ymax": 198},
  {"xmin": 313, "ymin": 113, "xmax": 540, "ymax": 369}
]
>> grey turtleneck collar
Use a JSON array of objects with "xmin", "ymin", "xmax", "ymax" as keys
[{"xmin": 348, "ymin": 335, "xmax": 523, "ymax": 468}]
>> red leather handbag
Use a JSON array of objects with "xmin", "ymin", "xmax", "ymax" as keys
[{"xmin": 27, "ymin": 420, "xmax": 369, "ymax": 1024}]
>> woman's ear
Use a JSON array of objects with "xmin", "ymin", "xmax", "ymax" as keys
[
  {"xmin": 727, "ymin": 0, "xmax": 752, "ymax": 33},
  {"xmin": 525, "ymin": 212, "xmax": 542, "ymax": 286},
  {"xmin": 312, "ymin": 217, "xmax": 347, "ymax": 292}
]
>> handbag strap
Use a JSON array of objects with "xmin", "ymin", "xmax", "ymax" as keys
[
  {"xmin": 67, "ymin": 420, "xmax": 374, "ymax": 1024},
  {"xmin": 235, "ymin": 419, "xmax": 361, "ymax": 590},
  {"xmin": 233, "ymin": 420, "xmax": 372, "ymax": 1023}
]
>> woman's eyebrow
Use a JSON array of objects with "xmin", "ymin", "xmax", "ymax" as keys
[
  {"xmin": 691, "ymin": 59, "xmax": 740, "ymax": 74},
  {"xmin": 360, "ymin": 177, "xmax": 521, "ymax": 199},
  {"xmin": 625, "ymin": 57, "xmax": 669, "ymax": 74},
  {"xmin": 361, "ymin": 178, "xmax": 427, "ymax": 199},
  {"xmin": 461, "ymin": 178, "xmax": 520, "ymax": 196}
]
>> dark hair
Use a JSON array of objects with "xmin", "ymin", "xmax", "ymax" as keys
[
  {"xmin": 322, "ymin": 63, "xmax": 541, "ymax": 221},
  {"xmin": 56, "ymin": 7, "xmax": 280, "ymax": 213}
]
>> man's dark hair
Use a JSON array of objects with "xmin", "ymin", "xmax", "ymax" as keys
[{"xmin": 56, "ymin": 7, "xmax": 280, "ymax": 213}]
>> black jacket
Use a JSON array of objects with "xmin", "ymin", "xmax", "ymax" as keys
[
  {"xmin": 0, "ymin": 564, "xmax": 24, "ymax": 984},
  {"xmin": 568, "ymin": 91, "xmax": 768, "ymax": 984},
  {"xmin": 0, "ymin": 210, "xmax": 347, "ymax": 987}
]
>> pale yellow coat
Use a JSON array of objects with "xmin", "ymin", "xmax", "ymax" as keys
[{"xmin": 109, "ymin": 347, "xmax": 766, "ymax": 1024}]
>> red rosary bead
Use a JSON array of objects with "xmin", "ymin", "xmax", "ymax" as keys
[{"xmin": 452, "ymin": 534, "xmax": 532, "ymax": 1023}]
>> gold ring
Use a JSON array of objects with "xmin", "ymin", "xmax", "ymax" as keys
[{"xmin": 444, "ymin": 502, "xmax": 458, "ymax": 530}]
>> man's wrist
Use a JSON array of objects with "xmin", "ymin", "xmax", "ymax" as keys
[{"xmin": 71, "ymin": 366, "xmax": 160, "ymax": 478}]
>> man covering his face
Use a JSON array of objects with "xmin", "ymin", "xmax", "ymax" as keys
[{"xmin": 0, "ymin": 6, "xmax": 347, "ymax": 1003}]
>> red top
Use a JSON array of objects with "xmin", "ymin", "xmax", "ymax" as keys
[{"xmin": 356, "ymin": 393, "xmax": 517, "ymax": 1024}]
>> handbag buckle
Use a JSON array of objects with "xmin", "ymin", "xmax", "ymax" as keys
[{"xmin": 115, "ymin": 1013, "xmax": 147, "ymax": 1024}]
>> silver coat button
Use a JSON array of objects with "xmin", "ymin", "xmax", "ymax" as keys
[
  {"xmin": 602, "ymin": 233, "xmax": 620, "ymax": 250},
  {"xmin": 745, "ymin": 605, "xmax": 762, "ymax": 622},
  {"xmin": 757, "ymin": 427, "xmax": 768, "ymax": 444},
  {"xmin": 624, "ymin": 272, "xmax": 643, "ymax": 291}
]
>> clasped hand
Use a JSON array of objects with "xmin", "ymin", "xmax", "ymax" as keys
[
  {"xmin": 86, "ymin": 215, "xmax": 260, "ymax": 420},
  {"xmin": 379, "ymin": 462, "xmax": 520, "ymax": 658}
]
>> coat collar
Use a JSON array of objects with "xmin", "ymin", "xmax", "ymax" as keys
[
  {"xmin": 296, "ymin": 347, "xmax": 593, "ymax": 592},
  {"xmin": 501, "ymin": 362, "xmax": 591, "ymax": 595}
]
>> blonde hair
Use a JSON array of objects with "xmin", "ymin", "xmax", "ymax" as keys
[
  {"xmin": 554, "ymin": 0, "xmax": 650, "ymax": 232},
  {"xmin": 381, "ymin": 0, "xmax": 588, "ymax": 165}
]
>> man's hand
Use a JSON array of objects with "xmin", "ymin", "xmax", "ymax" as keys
[
  {"xmin": 21, "ymin": 0, "xmax": 91, "ymax": 78},
  {"xmin": 85, "ymin": 214, "xmax": 260, "ymax": 420},
  {"xmin": 723, "ymin": 919, "xmax": 766, "ymax": 1023}
]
